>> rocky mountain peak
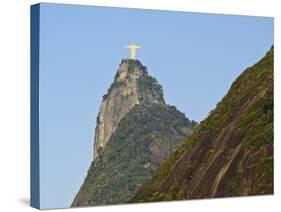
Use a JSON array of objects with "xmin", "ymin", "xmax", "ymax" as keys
[
  {"xmin": 115, "ymin": 59, "xmax": 148, "ymax": 81},
  {"xmin": 72, "ymin": 58, "xmax": 195, "ymax": 206},
  {"xmin": 93, "ymin": 59, "xmax": 165, "ymax": 159}
]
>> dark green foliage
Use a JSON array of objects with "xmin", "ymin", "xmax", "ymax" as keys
[
  {"xmin": 225, "ymin": 173, "xmax": 243, "ymax": 195},
  {"xmin": 102, "ymin": 79, "xmax": 127, "ymax": 100},
  {"xmin": 258, "ymin": 157, "xmax": 273, "ymax": 179},
  {"xmin": 109, "ymin": 80, "xmax": 127, "ymax": 91},
  {"xmin": 120, "ymin": 93, "xmax": 131, "ymax": 103},
  {"xmin": 137, "ymin": 76, "xmax": 164, "ymax": 104},
  {"xmin": 73, "ymin": 104, "xmax": 194, "ymax": 206},
  {"xmin": 126, "ymin": 64, "xmax": 135, "ymax": 79}
]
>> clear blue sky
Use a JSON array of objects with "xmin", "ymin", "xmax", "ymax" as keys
[{"xmin": 38, "ymin": 3, "xmax": 273, "ymax": 209}]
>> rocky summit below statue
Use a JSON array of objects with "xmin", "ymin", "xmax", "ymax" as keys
[
  {"xmin": 71, "ymin": 59, "xmax": 196, "ymax": 207},
  {"xmin": 93, "ymin": 59, "xmax": 165, "ymax": 159}
]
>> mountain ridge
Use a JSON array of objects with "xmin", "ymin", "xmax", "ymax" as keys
[{"xmin": 131, "ymin": 46, "xmax": 274, "ymax": 202}]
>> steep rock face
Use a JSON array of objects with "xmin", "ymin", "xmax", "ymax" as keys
[
  {"xmin": 94, "ymin": 59, "xmax": 165, "ymax": 159},
  {"xmin": 131, "ymin": 47, "xmax": 273, "ymax": 202},
  {"xmin": 72, "ymin": 59, "xmax": 195, "ymax": 206}
]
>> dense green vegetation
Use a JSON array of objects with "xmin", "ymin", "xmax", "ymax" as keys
[
  {"xmin": 72, "ymin": 103, "xmax": 194, "ymax": 206},
  {"xmin": 131, "ymin": 47, "xmax": 273, "ymax": 202},
  {"xmin": 137, "ymin": 76, "xmax": 165, "ymax": 104}
]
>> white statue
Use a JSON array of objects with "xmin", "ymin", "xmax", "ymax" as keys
[{"xmin": 125, "ymin": 43, "xmax": 141, "ymax": 59}]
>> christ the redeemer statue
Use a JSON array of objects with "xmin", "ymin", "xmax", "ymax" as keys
[{"xmin": 125, "ymin": 43, "xmax": 141, "ymax": 60}]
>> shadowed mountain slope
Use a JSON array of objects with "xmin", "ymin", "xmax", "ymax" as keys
[{"xmin": 131, "ymin": 47, "xmax": 274, "ymax": 202}]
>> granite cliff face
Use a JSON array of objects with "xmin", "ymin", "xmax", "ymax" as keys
[
  {"xmin": 131, "ymin": 47, "xmax": 274, "ymax": 202},
  {"xmin": 93, "ymin": 59, "xmax": 165, "ymax": 159},
  {"xmin": 72, "ymin": 59, "xmax": 195, "ymax": 206}
]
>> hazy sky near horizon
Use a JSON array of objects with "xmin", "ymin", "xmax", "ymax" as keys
[{"xmin": 38, "ymin": 3, "xmax": 273, "ymax": 209}]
